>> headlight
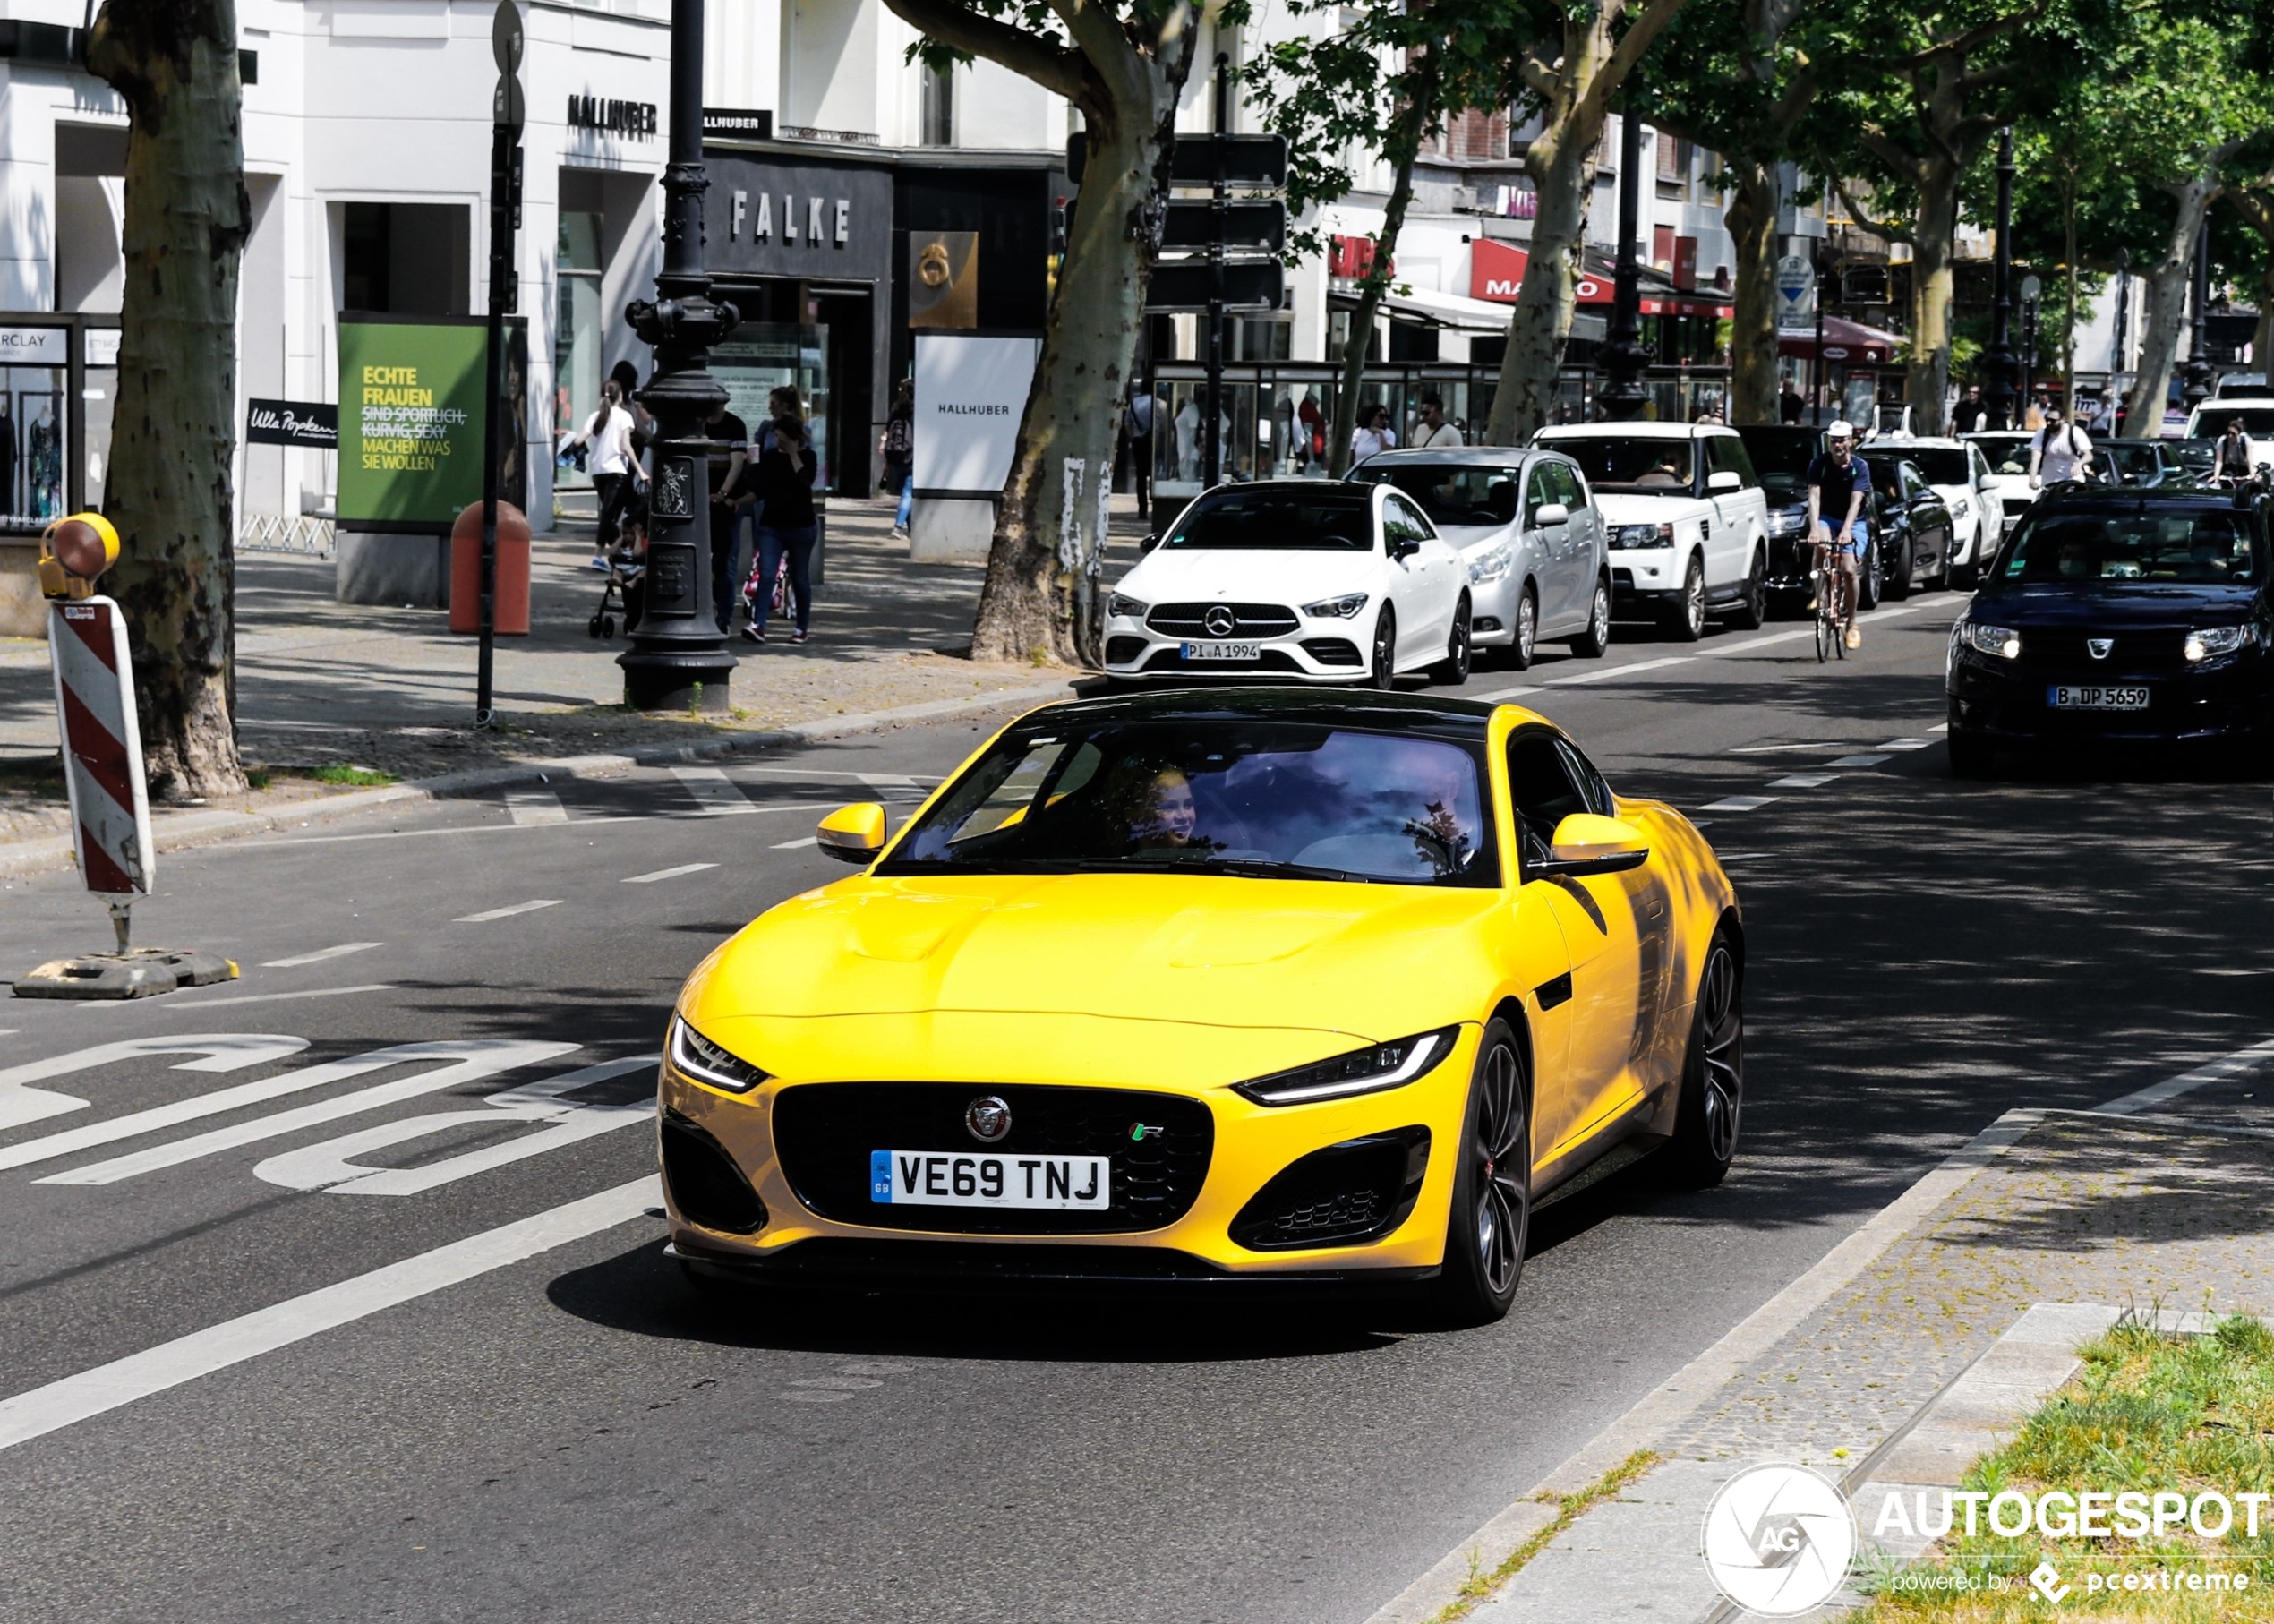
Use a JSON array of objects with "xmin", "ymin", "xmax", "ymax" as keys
[
  {"xmin": 1234, "ymin": 1026, "xmax": 1458, "ymax": 1107},
  {"xmin": 1107, "ymin": 593, "xmax": 1148, "ymax": 620},
  {"xmin": 1766, "ymin": 509, "xmax": 1808, "ymax": 537},
  {"xmin": 1302, "ymin": 592, "xmax": 1369, "ymax": 619},
  {"xmin": 666, "ymin": 1015, "xmax": 771, "ymax": 1094},
  {"xmin": 1466, "ymin": 542, "xmax": 1513, "ymax": 585},
  {"xmin": 1609, "ymin": 523, "xmax": 1673, "ymax": 550},
  {"xmin": 1962, "ymin": 621, "xmax": 2022, "ymax": 660},
  {"xmin": 2184, "ymin": 625, "xmax": 2251, "ymax": 662}
]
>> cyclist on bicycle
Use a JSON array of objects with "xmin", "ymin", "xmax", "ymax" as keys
[
  {"xmin": 2216, "ymin": 417, "xmax": 2255, "ymax": 485},
  {"xmin": 1806, "ymin": 420, "xmax": 1871, "ymax": 650}
]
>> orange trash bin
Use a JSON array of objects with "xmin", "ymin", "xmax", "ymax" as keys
[{"xmin": 449, "ymin": 500, "xmax": 532, "ymax": 635}]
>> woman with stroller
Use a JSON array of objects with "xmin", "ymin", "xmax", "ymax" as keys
[
  {"xmin": 567, "ymin": 377, "xmax": 644, "ymax": 563},
  {"xmin": 743, "ymin": 415, "xmax": 820, "ymax": 644}
]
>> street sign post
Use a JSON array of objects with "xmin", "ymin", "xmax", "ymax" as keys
[
  {"xmin": 1775, "ymin": 253, "xmax": 1817, "ymax": 323},
  {"xmin": 478, "ymin": 0, "xmax": 526, "ymax": 727}
]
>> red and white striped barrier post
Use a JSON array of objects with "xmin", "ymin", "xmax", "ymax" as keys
[{"xmin": 15, "ymin": 516, "xmax": 235, "ymax": 1000}]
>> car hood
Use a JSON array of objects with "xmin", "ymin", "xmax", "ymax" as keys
[
  {"xmin": 1117, "ymin": 546, "xmax": 1374, "ymax": 605},
  {"xmin": 683, "ymin": 872, "xmax": 1503, "ymax": 1042},
  {"xmin": 1971, "ymin": 581, "xmax": 2261, "ymax": 629},
  {"xmin": 1594, "ymin": 491, "xmax": 1707, "ymax": 525},
  {"xmin": 1434, "ymin": 520, "xmax": 1519, "ymax": 556}
]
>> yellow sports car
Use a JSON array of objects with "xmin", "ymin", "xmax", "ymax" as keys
[{"xmin": 659, "ymin": 688, "xmax": 1741, "ymax": 1321}]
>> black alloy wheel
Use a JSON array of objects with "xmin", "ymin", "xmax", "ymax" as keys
[
  {"xmin": 1664, "ymin": 553, "xmax": 1706, "ymax": 642},
  {"xmin": 1660, "ymin": 930, "xmax": 1742, "ymax": 1188},
  {"xmin": 1369, "ymin": 606, "xmax": 1398, "ymax": 688},
  {"xmin": 1431, "ymin": 594, "xmax": 1475, "ymax": 684},
  {"xmin": 1508, "ymin": 587, "xmax": 1538, "ymax": 671},
  {"xmin": 1858, "ymin": 540, "xmax": 1884, "ymax": 611},
  {"xmin": 1884, "ymin": 535, "xmax": 1913, "ymax": 601},
  {"xmin": 1569, "ymin": 576, "xmax": 1611, "ymax": 658},
  {"xmin": 1433, "ymin": 1018, "xmax": 1529, "ymax": 1322},
  {"xmin": 1729, "ymin": 548, "xmax": 1767, "ymax": 630}
]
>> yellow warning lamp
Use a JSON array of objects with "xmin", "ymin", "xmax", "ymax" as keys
[{"xmin": 38, "ymin": 512, "xmax": 120, "ymax": 601}]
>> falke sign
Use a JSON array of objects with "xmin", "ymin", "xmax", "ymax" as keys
[
  {"xmin": 729, "ymin": 190, "xmax": 852, "ymax": 248},
  {"xmin": 567, "ymin": 94, "xmax": 657, "ymax": 138}
]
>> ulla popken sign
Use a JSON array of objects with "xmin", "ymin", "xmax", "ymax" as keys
[{"xmin": 245, "ymin": 398, "xmax": 338, "ymax": 449}]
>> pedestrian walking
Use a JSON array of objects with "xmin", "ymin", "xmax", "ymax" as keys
[
  {"xmin": 743, "ymin": 415, "xmax": 820, "ymax": 645},
  {"xmin": 1951, "ymin": 384, "xmax": 1987, "ymax": 434},
  {"xmin": 705, "ymin": 396, "xmax": 751, "ymax": 632},
  {"xmin": 567, "ymin": 378, "xmax": 643, "ymax": 564},
  {"xmin": 1779, "ymin": 381, "xmax": 1806, "ymax": 424},
  {"xmin": 609, "ymin": 360, "xmax": 656, "ymax": 459},
  {"xmin": 1415, "ymin": 393, "xmax": 1464, "ymax": 448},
  {"xmin": 880, "ymin": 378, "xmax": 914, "ymax": 539},
  {"xmin": 1351, "ymin": 402, "xmax": 1398, "ymax": 462},
  {"xmin": 2028, "ymin": 406, "xmax": 2093, "ymax": 490},
  {"xmin": 1120, "ymin": 382, "xmax": 1155, "ymax": 518}
]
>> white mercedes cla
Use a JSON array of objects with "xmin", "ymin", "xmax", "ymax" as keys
[{"xmin": 1104, "ymin": 482, "xmax": 1473, "ymax": 686}]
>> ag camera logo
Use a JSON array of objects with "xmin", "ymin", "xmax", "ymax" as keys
[{"xmin": 1702, "ymin": 1464, "xmax": 1858, "ymax": 1616}]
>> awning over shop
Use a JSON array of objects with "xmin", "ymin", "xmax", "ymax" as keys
[
  {"xmin": 1330, "ymin": 283, "xmax": 1608, "ymax": 343},
  {"xmin": 1778, "ymin": 315, "xmax": 1902, "ymax": 365},
  {"xmin": 1466, "ymin": 236, "xmax": 1733, "ymax": 319}
]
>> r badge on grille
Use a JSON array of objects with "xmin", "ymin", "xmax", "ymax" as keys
[
  {"xmin": 2088, "ymin": 637, "xmax": 2115, "ymax": 660},
  {"xmin": 965, "ymin": 1095, "xmax": 1013, "ymax": 1143}
]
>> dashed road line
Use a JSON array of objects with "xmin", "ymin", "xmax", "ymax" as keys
[
  {"xmin": 622, "ymin": 863, "xmax": 717, "ymax": 885},
  {"xmin": 504, "ymin": 787, "xmax": 568, "ymax": 826},
  {"xmin": 454, "ymin": 900, "xmax": 561, "ymax": 923},
  {"xmin": 1880, "ymin": 737, "xmax": 1936, "ymax": 750},
  {"xmin": 2094, "ymin": 1037, "xmax": 2274, "ymax": 1116},
  {"xmin": 106, "ymin": 983, "xmax": 396, "ymax": 1012},
  {"xmin": 1829, "ymin": 754, "xmax": 1892, "ymax": 768},
  {"xmin": 1730, "ymin": 741, "xmax": 1857, "ymax": 754},
  {"xmin": 772, "ymin": 835, "xmax": 820, "ymax": 850},
  {"xmin": 1474, "ymin": 684, "xmax": 1540, "ymax": 702},
  {"xmin": 1767, "ymin": 774, "xmax": 1841, "ymax": 790},
  {"xmin": 857, "ymin": 773, "xmax": 923, "ymax": 794},
  {"xmin": 260, "ymin": 942, "xmax": 382, "ymax": 969},
  {"xmin": 1546, "ymin": 655, "xmax": 1692, "ymax": 687},
  {"xmin": 1697, "ymin": 795, "xmax": 1780, "ymax": 814},
  {"xmin": 671, "ymin": 765, "xmax": 758, "ymax": 816}
]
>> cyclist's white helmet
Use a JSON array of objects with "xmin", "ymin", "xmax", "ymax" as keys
[{"xmin": 1827, "ymin": 420, "xmax": 1856, "ymax": 440}]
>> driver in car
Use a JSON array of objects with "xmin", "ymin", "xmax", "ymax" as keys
[{"xmin": 1111, "ymin": 761, "xmax": 1201, "ymax": 850}]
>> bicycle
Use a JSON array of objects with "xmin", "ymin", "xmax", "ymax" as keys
[{"xmin": 1809, "ymin": 532, "xmax": 1858, "ymax": 662}]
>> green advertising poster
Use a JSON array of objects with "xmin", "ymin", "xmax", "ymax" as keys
[{"xmin": 335, "ymin": 318, "xmax": 490, "ymax": 529}]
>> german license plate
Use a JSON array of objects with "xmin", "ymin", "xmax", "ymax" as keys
[
  {"xmin": 1181, "ymin": 641, "xmax": 1261, "ymax": 662},
  {"xmin": 870, "ymin": 1150, "xmax": 1110, "ymax": 1209},
  {"xmin": 2048, "ymin": 685, "xmax": 2149, "ymax": 710}
]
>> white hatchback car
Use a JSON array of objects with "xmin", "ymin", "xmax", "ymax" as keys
[{"xmin": 1104, "ymin": 481, "xmax": 1472, "ymax": 687}]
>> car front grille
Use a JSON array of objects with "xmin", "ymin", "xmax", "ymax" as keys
[
  {"xmin": 1146, "ymin": 602, "xmax": 1301, "ymax": 638},
  {"xmin": 2014, "ymin": 629, "xmax": 2194, "ymax": 672},
  {"xmin": 772, "ymin": 1082, "xmax": 1214, "ymax": 1235}
]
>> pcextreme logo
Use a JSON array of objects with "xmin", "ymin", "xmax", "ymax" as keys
[{"xmin": 1700, "ymin": 1464, "xmax": 1857, "ymax": 1616}]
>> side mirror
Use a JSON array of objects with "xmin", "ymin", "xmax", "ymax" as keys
[
  {"xmin": 1706, "ymin": 470, "xmax": 1742, "ymax": 493},
  {"xmin": 1532, "ymin": 501, "xmax": 1571, "ymax": 528},
  {"xmin": 1530, "ymin": 812, "xmax": 1649, "ymax": 879},
  {"xmin": 816, "ymin": 802, "xmax": 888, "ymax": 865},
  {"xmin": 1389, "ymin": 534, "xmax": 1422, "ymax": 561},
  {"xmin": 1140, "ymin": 532, "xmax": 1161, "ymax": 555}
]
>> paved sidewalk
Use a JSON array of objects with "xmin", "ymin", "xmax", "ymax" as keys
[
  {"xmin": 0, "ymin": 498, "xmax": 1144, "ymax": 855},
  {"xmin": 1409, "ymin": 1100, "xmax": 2274, "ymax": 1624}
]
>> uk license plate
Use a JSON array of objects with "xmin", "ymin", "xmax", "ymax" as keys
[
  {"xmin": 1181, "ymin": 641, "xmax": 1261, "ymax": 662},
  {"xmin": 2048, "ymin": 685, "xmax": 2149, "ymax": 711},
  {"xmin": 870, "ymin": 1150, "xmax": 1110, "ymax": 1209}
]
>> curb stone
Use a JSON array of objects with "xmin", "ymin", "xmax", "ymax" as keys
[{"xmin": 0, "ymin": 677, "xmax": 1077, "ymax": 882}]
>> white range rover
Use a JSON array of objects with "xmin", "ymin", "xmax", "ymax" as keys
[{"xmin": 1532, "ymin": 422, "xmax": 1772, "ymax": 637}]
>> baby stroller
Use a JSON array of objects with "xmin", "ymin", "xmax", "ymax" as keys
[{"xmin": 586, "ymin": 490, "xmax": 648, "ymax": 640}]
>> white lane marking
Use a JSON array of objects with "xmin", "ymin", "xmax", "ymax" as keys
[
  {"xmin": 1768, "ymin": 774, "xmax": 1841, "ymax": 790},
  {"xmin": 262, "ymin": 798, "xmax": 825, "ymax": 847},
  {"xmin": 2094, "ymin": 1037, "xmax": 2274, "ymax": 1116},
  {"xmin": 1474, "ymin": 684, "xmax": 1542, "ymax": 701},
  {"xmin": 38, "ymin": 1039, "xmax": 584, "ymax": 1187},
  {"xmin": 106, "ymin": 984, "xmax": 395, "ymax": 1012},
  {"xmin": 1880, "ymin": 737, "xmax": 1936, "ymax": 750},
  {"xmin": 260, "ymin": 942, "xmax": 383, "ymax": 969},
  {"xmin": 782, "ymin": 1390, "xmax": 859, "ymax": 1404},
  {"xmin": 791, "ymin": 1377, "xmax": 885, "ymax": 1390},
  {"xmin": 1729, "ymin": 741, "xmax": 1856, "ymax": 754},
  {"xmin": 504, "ymin": 787, "xmax": 568, "ymax": 826},
  {"xmin": 1697, "ymin": 795, "xmax": 1780, "ymax": 814},
  {"xmin": 453, "ymin": 900, "xmax": 560, "ymax": 923},
  {"xmin": 0, "ymin": 1039, "xmax": 577, "ymax": 1175},
  {"xmin": 1829, "ymin": 754, "xmax": 1892, "ymax": 768},
  {"xmin": 739, "ymin": 766, "xmax": 942, "ymax": 785},
  {"xmin": 1545, "ymin": 655, "xmax": 1692, "ymax": 687},
  {"xmin": 1697, "ymin": 627, "xmax": 1817, "ymax": 657},
  {"xmin": 0, "ymin": 1175, "xmax": 657, "ymax": 1454},
  {"xmin": 671, "ymin": 765, "xmax": 758, "ymax": 816},
  {"xmin": 1713, "ymin": 851, "xmax": 1774, "ymax": 861},
  {"xmin": 773, "ymin": 835, "xmax": 819, "ymax": 849},
  {"xmin": 623, "ymin": 862, "xmax": 718, "ymax": 885},
  {"xmin": 1929, "ymin": 722, "xmax": 1949, "ymax": 733},
  {"xmin": 254, "ymin": 1057, "xmax": 655, "ymax": 1196},
  {"xmin": 0, "ymin": 1036, "xmax": 310, "ymax": 1135},
  {"xmin": 857, "ymin": 773, "xmax": 924, "ymax": 796}
]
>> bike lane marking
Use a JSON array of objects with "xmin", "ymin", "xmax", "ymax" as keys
[
  {"xmin": 0, "ymin": 1036, "xmax": 311, "ymax": 1135},
  {"xmin": 259, "ymin": 943, "xmax": 383, "ymax": 969},
  {"xmin": 2094, "ymin": 1036, "xmax": 2274, "ymax": 1116}
]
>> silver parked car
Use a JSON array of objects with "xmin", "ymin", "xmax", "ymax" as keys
[{"xmin": 1346, "ymin": 448, "xmax": 1611, "ymax": 669}]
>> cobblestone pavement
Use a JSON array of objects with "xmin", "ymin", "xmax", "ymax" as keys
[{"xmin": 0, "ymin": 499, "xmax": 1141, "ymax": 848}]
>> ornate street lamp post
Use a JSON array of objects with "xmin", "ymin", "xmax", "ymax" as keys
[
  {"xmin": 1598, "ymin": 96, "xmax": 1654, "ymax": 421},
  {"xmin": 618, "ymin": 0, "xmax": 739, "ymax": 712},
  {"xmin": 2181, "ymin": 223, "xmax": 2214, "ymax": 416},
  {"xmin": 1983, "ymin": 127, "xmax": 2020, "ymax": 432}
]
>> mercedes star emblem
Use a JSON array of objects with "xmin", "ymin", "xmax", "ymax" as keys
[
  {"xmin": 965, "ymin": 1095, "xmax": 1013, "ymax": 1143},
  {"xmin": 2087, "ymin": 637, "xmax": 2114, "ymax": 660},
  {"xmin": 1204, "ymin": 605, "xmax": 1237, "ymax": 637}
]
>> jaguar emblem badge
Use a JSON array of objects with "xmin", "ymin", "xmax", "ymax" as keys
[
  {"xmin": 2087, "ymin": 637, "xmax": 2115, "ymax": 660},
  {"xmin": 965, "ymin": 1095, "xmax": 1013, "ymax": 1144},
  {"xmin": 1204, "ymin": 605, "xmax": 1237, "ymax": 637}
]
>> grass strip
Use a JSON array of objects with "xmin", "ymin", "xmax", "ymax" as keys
[
  {"xmin": 1850, "ymin": 1313, "xmax": 2274, "ymax": 1620},
  {"xmin": 310, "ymin": 764, "xmax": 398, "ymax": 787},
  {"xmin": 1426, "ymin": 1449, "xmax": 1663, "ymax": 1624}
]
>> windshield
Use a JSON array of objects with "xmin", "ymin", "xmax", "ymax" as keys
[
  {"xmin": 1896, "ymin": 448, "xmax": 1971, "ymax": 485},
  {"xmin": 1735, "ymin": 428, "xmax": 1820, "ymax": 488},
  {"xmin": 1547, "ymin": 437, "xmax": 1694, "ymax": 492},
  {"xmin": 1996, "ymin": 507, "xmax": 2264, "ymax": 585},
  {"xmin": 2171, "ymin": 439, "xmax": 2219, "ymax": 473},
  {"xmin": 1971, "ymin": 434, "xmax": 2033, "ymax": 475},
  {"xmin": 1349, "ymin": 464, "xmax": 1519, "ymax": 528},
  {"xmin": 881, "ymin": 721, "xmax": 1498, "ymax": 886},
  {"xmin": 2201, "ymin": 408, "xmax": 2274, "ymax": 436},
  {"xmin": 1160, "ymin": 486, "xmax": 1374, "ymax": 551}
]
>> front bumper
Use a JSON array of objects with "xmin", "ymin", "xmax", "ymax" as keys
[
  {"xmin": 656, "ymin": 1025, "xmax": 1481, "ymax": 1283},
  {"xmin": 1104, "ymin": 614, "xmax": 1372, "ymax": 680},
  {"xmin": 1947, "ymin": 647, "xmax": 2274, "ymax": 743},
  {"xmin": 1609, "ymin": 545, "xmax": 1680, "ymax": 603},
  {"xmin": 1465, "ymin": 572, "xmax": 1522, "ymax": 645}
]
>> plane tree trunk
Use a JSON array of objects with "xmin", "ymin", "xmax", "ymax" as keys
[
  {"xmin": 2124, "ymin": 166, "xmax": 2223, "ymax": 439},
  {"xmin": 1724, "ymin": 161, "xmax": 1782, "ymax": 424}
]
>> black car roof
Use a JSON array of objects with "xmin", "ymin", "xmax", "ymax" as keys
[
  {"xmin": 2029, "ymin": 484, "xmax": 2256, "ymax": 513},
  {"xmin": 1021, "ymin": 685, "xmax": 1500, "ymax": 737}
]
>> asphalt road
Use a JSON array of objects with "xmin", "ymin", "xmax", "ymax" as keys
[{"xmin": 3, "ymin": 592, "xmax": 2270, "ymax": 1624}]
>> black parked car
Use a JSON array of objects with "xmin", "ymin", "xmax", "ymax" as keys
[
  {"xmin": 1736, "ymin": 424, "xmax": 1888, "ymax": 612},
  {"xmin": 2168, "ymin": 438, "xmax": 2223, "ymax": 483},
  {"xmin": 1946, "ymin": 488, "xmax": 2274, "ymax": 774},
  {"xmin": 2090, "ymin": 439, "xmax": 2186, "ymax": 489},
  {"xmin": 1856, "ymin": 449, "xmax": 1955, "ymax": 597}
]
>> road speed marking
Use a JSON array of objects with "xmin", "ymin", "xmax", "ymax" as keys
[{"xmin": 0, "ymin": 1035, "xmax": 310, "ymax": 1135}]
